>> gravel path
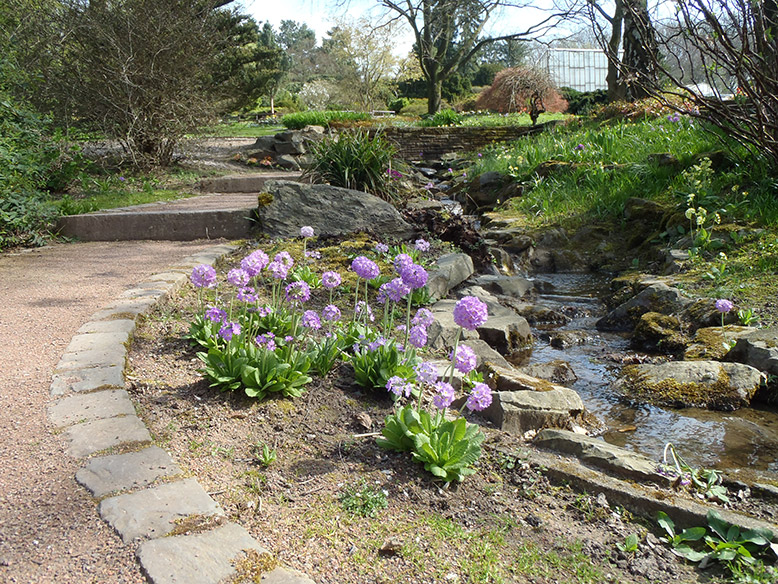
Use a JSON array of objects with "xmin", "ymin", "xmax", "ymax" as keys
[{"xmin": 0, "ymin": 240, "xmax": 222, "ymax": 583}]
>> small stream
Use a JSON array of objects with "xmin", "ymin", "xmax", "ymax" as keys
[{"xmin": 525, "ymin": 272, "xmax": 778, "ymax": 480}]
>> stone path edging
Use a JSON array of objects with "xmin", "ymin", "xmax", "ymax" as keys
[{"xmin": 46, "ymin": 242, "xmax": 314, "ymax": 584}]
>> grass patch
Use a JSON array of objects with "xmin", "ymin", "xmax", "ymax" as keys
[
  {"xmin": 202, "ymin": 122, "xmax": 285, "ymax": 138},
  {"xmin": 54, "ymin": 188, "xmax": 197, "ymax": 215}
]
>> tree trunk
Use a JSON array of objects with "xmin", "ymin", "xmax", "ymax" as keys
[
  {"xmin": 427, "ymin": 70, "xmax": 442, "ymax": 114},
  {"xmin": 606, "ymin": 0, "xmax": 625, "ymax": 102},
  {"xmin": 621, "ymin": 0, "xmax": 658, "ymax": 100}
]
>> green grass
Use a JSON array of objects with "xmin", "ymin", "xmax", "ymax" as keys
[
  {"xmin": 54, "ymin": 188, "xmax": 197, "ymax": 215},
  {"xmin": 202, "ymin": 121, "xmax": 284, "ymax": 138}
]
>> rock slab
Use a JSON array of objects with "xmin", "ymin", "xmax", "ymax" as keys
[
  {"xmin": 65, "ymin": 415, "xmax": 151, "ymax": 458},
  {"xmin": 48, "ymin": 389, "xmax": 136, "ymax": 428},
  {"xmin": 76, "ymin": 446, "xmax": 182, "ymax": 498}
]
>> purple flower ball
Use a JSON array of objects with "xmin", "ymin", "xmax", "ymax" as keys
[
  {"xmin": 415, "ymin": 238, "xmax": 430, "ymax": 252},
  {"xmin": 205, "ymin": 305, "xmax": 226, "ymax": 323},
  {"xmin": 400, "ymin": 263, "xmax": 428, "ymax": 290},
  {"xmin": 412, "ymin": 308, "xmax": 434, "ymax": 328},
  {"xmin": 274, "ymin": 251, "xmax": 294, "ymax": 268},
  {"xmin": 237, "ymin": 286, "xmax": 258, "ymax": 303},
  {"xmin": 191, "ymin": 264, "xmax": 217, "ymax": 288},
  {"xmin": 408, "ymin": 325, "xmax": 428, "ymax": 348},
  {"xmin": 374, "ymin": 242, "xmax": 389, "ymax": 254},
  {"xmin": 432, "ymin": 381, "xmax": 456, "ymax": 409},
  {"xmin": 451, "ymin": 344, "xmax": 477, "ymax": 374},
  {"xmin": 305, "ymin": 250, "xmax": 322, "ymax": 259},
  {"xmin": 466, "ymin": 382, "xmax": 492, "ymax": 411},
  {"xmin": 393, "ymin": 253, "xmax": 414, "ymax": 275},
  {"xmin": 386, "ymin": 376, "xmax": 414, "ymax": 398},
  {"xmin": 322, "ymin": 304, "xmax": 341, "ymax": 322},
  {"xmin": 351, "ymin": 256, "xmax": 380, "ymax": 280},
  {"xmin": 219, "ymin": 321, "xmax": 241, "ymax": 341},
  {"xmin": 241, "ymin": 250, "xmax": 269, "ymax": 277},
  {"xmin": 227, "ymin": 268, "xmax": 250, "ymax": 287},
  {"xmin": 267, "ymin": 260, "xmax": 289, "ymax": 280},
  {"xmin": 414, "ymin": 361, "xmax": 439, "ymax": 384},
  {"xmin": 302, "ymin": 310, "xmax": 321, "ymax": 330},
  {"xmin": 382, "ymin": 278, "xmax": 410, "ymax": 303},
  {"xmin": 285, "ymin": 281, "xmax": 311, "ymax": 304},
  {"xmin": 715, "ymin": 299, "xmax": 734, "ymax": 313},
  {"xmin": 300, "ymin": 226, "xmax": 314, "ymax": 238},
  {"xmin": 453, "ymin": 296, "xmax": 488, "ymax": 330},
  {"xmin": 322, "ymin": 271, "xmax": 342, "ymax": 289}
]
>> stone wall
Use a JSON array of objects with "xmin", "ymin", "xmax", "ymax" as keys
[{"xmin": 372, "ymin": 121, "xmax": 559, "ymax": 160}]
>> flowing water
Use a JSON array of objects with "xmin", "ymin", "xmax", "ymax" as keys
[{"xmin": 525, "ymin": 272, "xmax": 778, "ymax": 479}]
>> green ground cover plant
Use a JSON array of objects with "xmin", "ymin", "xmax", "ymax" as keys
[
  {"xmin": 281, "ymin": 111, "xmax": 372, "ymax": 129},
  {"xmin": 201, "ymin": 121, "xmax": 285, "ymax": 138}
]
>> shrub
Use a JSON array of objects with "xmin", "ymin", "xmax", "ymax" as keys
[
  {"xmin": 476, "ymin": 67, "xmax": 568, "ymax": 123},
  {"xmin": 419, "ymin": 109, "xmax": 462, "ymax": 127},
  {"xmin": 389, "ymin": 97, "xmax": 410, "ymax": 114},
  {"xmin": 305, "ymin": 129, "xmax": 402, "ymax": 201},
  {"xmin": 560, "ymin": 88, "xmax": 608, "ymax": 116},
  {"xmin": 281, "ymin": 111, "xmax": 372, "ymax": 130}
]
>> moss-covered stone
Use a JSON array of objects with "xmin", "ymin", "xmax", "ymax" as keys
[{"xmin": 631, "ymin": 312, "xmax": 688, "ymax": 354}]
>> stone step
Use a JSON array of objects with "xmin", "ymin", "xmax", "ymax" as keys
[{"xmin": 197, "ymin": 171, "xmax": 302, "ymax": 193}]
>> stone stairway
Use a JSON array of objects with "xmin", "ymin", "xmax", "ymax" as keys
[{"xmin": 57, "ymin": 172, "xmax": 301, "ymax": 242}]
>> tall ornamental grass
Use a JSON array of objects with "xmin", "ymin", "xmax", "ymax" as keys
[{"xmin": 281, "ymin": 111, "xmax": 372, "ymax": 130}]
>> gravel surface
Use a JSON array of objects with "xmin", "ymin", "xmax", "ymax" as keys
[{"xmin": 0, "ymin": 240, "xmax": 222, "ymax": 583}]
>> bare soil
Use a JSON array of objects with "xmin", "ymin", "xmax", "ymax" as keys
[{"xmin": 124, "ymin": 246, "xmax": 753, "ymax": 584}]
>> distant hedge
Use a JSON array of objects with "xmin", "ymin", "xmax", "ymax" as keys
[{"xmin": 281, "ymin": 111, "xmax": 372, "ymax": 130}]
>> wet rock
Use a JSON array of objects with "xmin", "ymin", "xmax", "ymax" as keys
[
  {"xmin": 480, "ymin": 364, "xmax": 586, "ymax": 434},
  {"xmin": 613, "ymin": 361, "xmax": 765, "ymax": 410},
  {"xmin": 534, "ymin": 429, "xmax": 669, "ymax": 484},
  {"xmin": 477, "ymin": 313, "xmax": 533, "ymax": 357},
  {"xmin": 504, "ymin": 301, "xmax": 569, "ymax": 326},
  {"xmin": 631, "ymin": 312, "xmax": 688, "ymax": 353},
  {"xmin": 596, "ymin": 283, "xmax": 692, "ymax": 332},
  {"xmin": 623, "ymin": 197, "xmax": 668, "ymax": 224},
  {"xmin": 684, "ymin": 326, "xmax": 757, "ymax": 361},
  {"xmin": 461, "ymin": 339, "xmax": 512, "ymax": 370},
  {"xmin": 450, "ymin": 171, "xmax": 522, "ymax": 212},
  {"xmin": 726, "ymin": 328, "xmax": 778, "ymax": 404},
  {"xmin": 487, "ymin": 246, "xmax": 517, "ymax": 275},
  {"xmin": 426, "ymin": 300, "xmax": 480, "ymax": 350},
  {"xmin": 539, "ymin": 330, "xmax": 594, "ymax": 350},
  {"xmin": 258, "ymin": 181, "xmax": 415, "ymax": 240},
  {"xmin": 519, "ymin": 360, "xmax": 577, "ymax": 386},
  {"xmin": 426, "ymin": 253, "xmax": 474, "ymax": 299},
  {"xmin": 472, "ymin": 275, "xmax": 535, "ymax": 299}
]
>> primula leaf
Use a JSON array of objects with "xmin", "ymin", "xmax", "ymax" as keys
[
  {"xmin": 707, "ymin": 511, "xmax": 732, "ymax": 541},
  {"xmin": 679, "ymin": 527, "xmax": 707, "ymax": 542},
  {"xmin": 657, "ymin": 512, "xmax": 676, "ymax": 539},
  {"xmin": 672, "ymin": 544, "xmax": 707, "ymax": 562}
]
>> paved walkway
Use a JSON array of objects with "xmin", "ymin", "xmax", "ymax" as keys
[{"xmin": 0, "ymin": 241, "xmax": 220, "ymax": 583}]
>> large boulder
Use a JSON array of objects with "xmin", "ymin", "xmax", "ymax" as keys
[
  {"xmin": 426, "ymin": 253, "xmax": 474, "ymax": 299},
  {"xmin": 518, "ymin": 360, "xmax": 577, "ymax": 386},
  {"xmin": 426, "ymin": 300, "xmax": 480, "ymax": 350},
  {"xmin": 480, "ymin": 364, "xmax": 586, "ymax": 435},
  {"xmin": 596, "ymin": 282, "xmax": 693, "ymax": 332},
  {"xmin": 257, "ymin": 180, "xmax": 415, "ymax": 240},
  {"xmin": 684, "ymin": 326, "xmax": 758, "ymax": 361},
  {"xmin": 613, "ymin": 361, "xmax": 765, "ymax": 410},
  {"xmin": 471, "ymin": 274, "xmax": 535, "ymax": 299},
  {"xmin": 726, "ymin": 328, "xmax": 778, "ymax": 404},
  {"xmin": 631, "ymin": 312, "xmax": 688, "ymax": 353}
]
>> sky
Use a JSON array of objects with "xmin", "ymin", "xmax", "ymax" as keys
[{"xmin": 239, "ymin": 0, "xmax": 563, "ymax": 55}]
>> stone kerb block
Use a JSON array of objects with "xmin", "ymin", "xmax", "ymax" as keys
[
  {"xmin": 56, "ymin": 345, "xmax": 127, "ymax": 372},
  {"xmin": 77, "ymin": 446, "xmax": 182, "ymax": 498},
  {"xmin": 48, "ymin": 389, "xmax": 136, "ymax": 428},
  {"xmin": 65, "ymin": 415, "xmax": 151, "ymax": 458},
  {"xmin": 50, "ymin": 365, "xmax": 125, "ymax": 396},
  {"xmin": 77, "ymin": 319, "xmax": 136, "ymax": 336},
  {"xmin": 98, "ymin": 478, "xmax": 223, "ymax": 543},
  {"xmin": 65, "ymin": 331, "xmax": 133, "ymax": 354},
  {"xmin": 136, "ymin": 522, "xmax": 268, "ymax": 584}
]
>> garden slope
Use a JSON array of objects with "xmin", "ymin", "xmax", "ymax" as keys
[{"xmin": 0, "ymin": 240, "xmax": 219, "ymax": 583}]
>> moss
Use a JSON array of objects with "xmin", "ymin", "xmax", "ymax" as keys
[
  {"xmin": 167, "ymin": 514, "xmax": 224, "ymax": 537},
  {"xmin": 256, "ymin": 192, "xmax": 274, "ymax": 207},
  {"xmin": 684, "ymin": 327, "xmax": 728, "ymax": 360},
  {"xmin": 228, "ymin": 549, "xmax": 279, "ymax": 583},
  {"xmin": 620, "ymin": 365, "xmax": 741, "ymax": 410},
  {"xmin": 632, "ymin": 312, "xmax": 688, "ymax": 353}
]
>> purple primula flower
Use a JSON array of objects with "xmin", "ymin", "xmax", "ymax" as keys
[
  {"xmin": 227, "ymin": 268, "xmax": 250, "ymax": 287},
  {"xmin": 191, "ymin": 264, "xmax": 217, "ymax": 288},
  {"xmin": 285, "ymin": 281, "xmax": 311, "ymax": 304},
  {"xmin": 667, "ymin": 112, "xmax": 681, "ymax": 123},
  {"xmin": 574, "ymin": 143, "xmax": 585, "ymax": 151},
  {"xmin": 408, "ymin": 325, "xmax": 428, "ymax": 348},
  {"xmin": 386, "ymin": 376, "xmax": 414, "ymax": 398},
  {"xmin": 466, "ymin": 382, "xmax": 493, "ymax": 411},
  {"xmin": 451, "ymin": 344, "xmax": 477, "ymax": 374},
  {"xmin": 322, "ymin": 304, "xmax": 341, "ymax": 322},
  {"xmin": 300, "ymin": 225, "xmax": 314, "ymax": 238},
  {"xmin": 453, "ymin": 296, "xmax": 488, "ymax": 330},
  {"xmin": 274, "ymin": 251, "xmax": 294, "ymax": 268},
  {"xmin": 255, "ymin": 333, "xmax": 276, "ymax": 351},
  {"xmin": 302, "ymin": 310, "xmax": 321, "ymax": 329},
  {"xmin": 351, "ymin": 256, "xmax": 380, "ymax": 280},
  {"xmin": 383, "ymin": 278, "xmax": 411, "ymax": 303},
  {"xmin": 715, "ymin": 298, "xmax": 734, "ymax": 313},
  {"xmin": 322, "ymin": 271, "xmax": 342, "ymax": 289},
  {"xmin": 241, "ymin": 250, "xmax": 269, "ymax": 277},
  {"xmin": 356, "ymin": 301, "xmax": 375, "ymax": 322},
  {"xmin": 424, "ymin": 182, "xmax": 435, "ymax": 190},
  {"xmin": 414, "ymin": 239, "xmax": 430, "ymax": 252},
  {"xmin": 237, "ymin": 286, "xmax": 258, "ymax": 303},
  {"xmin": 205, "ymin": 305, "xmax": 226, "ymax": 323},
  {"xmin": 412, "ymin": 308, "xmax": 434, "ymax": 328},
  {"xmin": 267, "ymin": 260, "xmax": 289, "ymax": 280},
  {"xmin": 284, "ymin": 335, "xmax": 294, "ymax": 343},
  {"xmin": 305, "ymin": 250, "xmax": 322, "ymax": 259},
  {"xmin": 433, "ymin": 381, "xmax": 456, "ymax": 409},
  {"xmin": 219, "ymin": 321, "xmax": 241, "ymax": 341},
  {"xmin": 414, "ymin": 361, "xmax": 438, "ymax": 384},
  {"xmin": 393, "ymin": 253, "xmax": 414, "ymax": 275},
  {"xmin": 367, "ymin": 337, "xmax": 387, "ymax": 351},
  {"xmin": 374, "ymin": 242, "xmax": 389, "ymax": 254},
  {"xmin": 257, "ymin": 305, "xmax": 273, "ymax": 317},
  {"xmin": 400, "ymin": 263, "xmax": 428, "ymax": 290},
  {"xmin": 386, "ymin": 168, "xmax": 403, "ymax": 180},
  {"xmin": 395, "ymin": 324, "xmax": 406, "ymax": 333}
]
